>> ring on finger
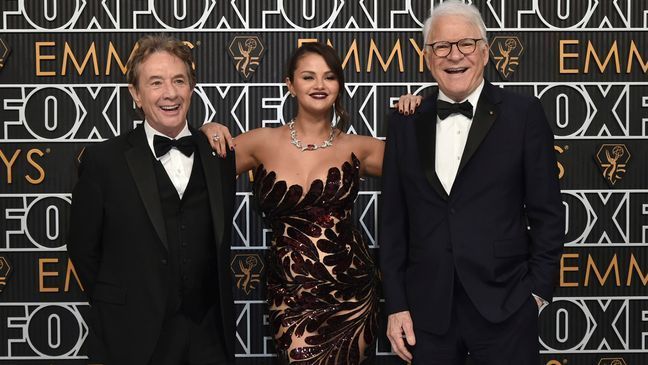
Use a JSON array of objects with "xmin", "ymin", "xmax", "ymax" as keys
[{"xmin": 212, "ymin": 134, "xmax": 220, "ymax": 142}]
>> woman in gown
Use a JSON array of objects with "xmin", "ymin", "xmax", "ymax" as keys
[{"xmin": 203, "ymin": 42, "xmax": 386, "ymax": 364}]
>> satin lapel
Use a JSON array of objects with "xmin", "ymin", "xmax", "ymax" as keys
[
  {"xmin": 192, "ymin": 129, "xmax": 225, "ymax": 248},
  {"xmin": 457, "ymin": 82, "xmax": 501, "ymax": 175},
  {"xmin": 124, "ymin": 126, "xmax": 168, "ymax": 250},
  {"xmin": 415, "ymin": 95, "xmax": 449, "ymax": 201}
]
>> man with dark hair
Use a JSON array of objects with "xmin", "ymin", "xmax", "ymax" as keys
[
  {"xmin": 68, "ymin": 35, "xmax": 236, "ymax": 365},
  {"xmin": 380, "ymin": 1, "xmax": 564, "ymax": 364}
]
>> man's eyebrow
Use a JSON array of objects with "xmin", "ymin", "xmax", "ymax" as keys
[
  {"xmin": 143, "ymin": 74, "xmax": 187, "ymax": 81},
  {"xmin": 298, "ymin": 70, "xmax": 333, "ymax": 75}
]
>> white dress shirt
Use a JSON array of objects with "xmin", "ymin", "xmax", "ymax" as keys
[
  {"xmin": 435, "ymin": 80, "xmax": 484, "ymax": 194},
  {"xmin": 144, "ymin": 121, "xmax": 194, "ymax": 199}
]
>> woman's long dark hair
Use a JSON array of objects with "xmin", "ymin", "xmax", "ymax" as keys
[{"xmin": 285, "ymin": 42, "xmax": 350, "ymax": 132}]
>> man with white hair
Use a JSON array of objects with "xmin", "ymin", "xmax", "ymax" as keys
[{"xmin": 380, "ymin": 1, "xmax": 564, "ymax": 363}]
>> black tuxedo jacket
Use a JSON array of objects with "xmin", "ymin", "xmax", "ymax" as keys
[
  {"xmin": 68, "ymin": 125, "xmax": 236, "ymax": 364},
  {"xmin": 380, "ymin": 81, "xmax": 564, "ymax": 334}
]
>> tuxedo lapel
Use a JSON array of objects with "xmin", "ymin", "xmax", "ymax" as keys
[
  {"xmin": 457, "ymin": 81, "xmax": 502, "ymax": 175},
  {"xmin": 124, "ymin": 126, "xmax": 168, "ymax": 250},
  {"xmin": 192, "ymin": 128, "xmax": 225, "ymax": 249},
  {"xmin": 415, "ymin": 94, "xmax": 449, "ymax": 201}
]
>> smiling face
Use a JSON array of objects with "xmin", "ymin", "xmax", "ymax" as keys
[
  {"xmin": 286, "ymin": 52, "xmax": 340, "ymax": 118},
  {"xmin": 128, "ymin": 51, "xmax": 193, "ymax": 137},
  {"xmin": 425, "ymin": 14, "xmax": 489, "ymax": 101}
]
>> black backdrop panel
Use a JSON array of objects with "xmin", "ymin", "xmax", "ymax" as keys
[{"xmin": 0, "ymin": 1, "xmax": 646, "ymax": 364}]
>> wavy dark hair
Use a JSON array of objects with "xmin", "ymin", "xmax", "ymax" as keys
[{"xmin": 285, "ymin": 42, "xmax": 350, "ymax": 132}]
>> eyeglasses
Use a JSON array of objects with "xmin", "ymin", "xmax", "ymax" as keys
[{"xmin": 425, "ymin": 38, "xmax": 484, "ymax": 57}]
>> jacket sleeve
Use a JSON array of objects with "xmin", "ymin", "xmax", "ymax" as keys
[
  {"xmin": 67, "ymin": 147, "xmax": 104, "ymax": 298},
  {"xmin": 523, "ymin": 97, "xmax": 565, "ymax": 301},
  {"xmin": 379, "ymin": 113, "xmax": 410, "ymax": 315}
]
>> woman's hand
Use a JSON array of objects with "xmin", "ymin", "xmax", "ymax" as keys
[
  {"xmin": 393, "ymin": 94, "xmax": 422, "ymax": 115},
  {"xmin": 200, "ymin": 122, "xmax": 235, "ymax": 157}
]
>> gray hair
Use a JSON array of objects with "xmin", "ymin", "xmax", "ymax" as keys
[
  {"xmin": 422, "ymin": 1, "xmax": 488, "ymax": 45},
  {"xmin": 126, "ymin": 34, "xmax": 196, "ymax": 90}
]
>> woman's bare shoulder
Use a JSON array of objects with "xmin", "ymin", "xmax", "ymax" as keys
[
  {"xmin": 337, "ymin": 132, "xmax": 383, "ymax": 148},
  {"xmin": 238, "ymin": 125, "xmax": 285, "ymax": 142}
]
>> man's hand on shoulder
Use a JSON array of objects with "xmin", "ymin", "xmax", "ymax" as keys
[{"xmin": 387, "ymin": 310, "xmax": 415, "ymax": 362}]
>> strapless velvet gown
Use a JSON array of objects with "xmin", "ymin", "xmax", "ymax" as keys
[{"xmin": 253, "ymin": 153, "xmax": 379, "ymax": 364}]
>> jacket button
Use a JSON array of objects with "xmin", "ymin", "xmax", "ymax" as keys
[
  {"xmin": 160, "ymin": 259, "xmax": 168, "ymax": 265},
  {"xmin": 450, "ymin": 208, "xmax": 456, "ymax": 214}
]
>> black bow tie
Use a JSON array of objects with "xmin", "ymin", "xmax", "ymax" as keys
[
  {"xmin": 436, "ymin": 100, "xmax": 474, "ymax": 120},
  {"xmin": 153, "ymin": 135, "xmax": 195, "ymax": 158}
]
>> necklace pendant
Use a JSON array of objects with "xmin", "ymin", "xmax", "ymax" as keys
[{"xmin": 288, "ymin": 119, "xmax": 336, "ymax": 152}]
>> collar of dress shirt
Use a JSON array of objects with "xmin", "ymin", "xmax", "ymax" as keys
[
  {"xmin": 144, "ymin": 120, "xmax": 192, "ymax": 160},
  {"xmin": 437, "ymin": 79, "xmax": 485, "ymax": 120}
]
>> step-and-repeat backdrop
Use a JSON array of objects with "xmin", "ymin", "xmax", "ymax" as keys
[{"xmin": 0, "ymin": 1, "xmax": 646, "ymax": 364}]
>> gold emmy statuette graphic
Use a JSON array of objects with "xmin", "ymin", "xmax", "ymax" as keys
[
  {"xmin": 0, "ymin": 256, "xmax": 12, "ymax": 293},
  {"xmin": 228, "ymin": 36, "xmax": 265, "ymax": 80},
  {"xmin": 489, "ymin": 36, "xmax": 524, "ymax": 79},
  {"xmin": 231, "ymin": 254, "xmax": 263, "ymax": 294},
  {"xmin": 595, "ymin": 144, "xmax": 631, "ymax": 186},
  {"xmin": 0, "ymin": 38, "xmax": 11, "ymax": 71},
  {"xmin": 598, "ymin": 358, "xmax": 627, "ymax": 365}
]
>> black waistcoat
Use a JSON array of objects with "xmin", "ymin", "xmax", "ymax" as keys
[{"xmin": 153, "ymin": 148, "xmax": 219, "ymax": 322}]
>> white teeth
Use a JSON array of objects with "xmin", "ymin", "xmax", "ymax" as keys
[{"xmin": 160, "ymin": 105, "xmax": 179, "ymax": 111}]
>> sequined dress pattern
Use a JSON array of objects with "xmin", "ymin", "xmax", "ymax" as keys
[{"xmin": 253, "ymin": 154, "xmax": 379, "ymax": 364}]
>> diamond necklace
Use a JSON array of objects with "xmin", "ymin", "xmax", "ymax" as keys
[{"xmin": 288, "ymin": 118, "xmax": 335, "ymax": 152}]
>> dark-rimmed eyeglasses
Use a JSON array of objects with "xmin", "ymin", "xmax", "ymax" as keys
[{"xmin": 425, "ymin": 38, "xmax": 484, "ymax": 57}]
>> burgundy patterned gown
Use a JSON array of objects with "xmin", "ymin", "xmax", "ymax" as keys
[{"xmin": 253, "ymin": 153, "xmax": 379, "ymax": 364}]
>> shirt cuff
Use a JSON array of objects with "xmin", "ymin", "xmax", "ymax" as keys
[{"xmin": 532, "ymin": 293, "xmax": 549, "ymax": 308}]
